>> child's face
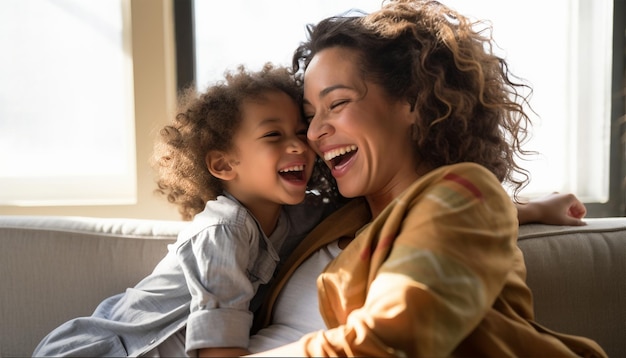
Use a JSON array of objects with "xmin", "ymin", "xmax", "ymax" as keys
[{"xmin": 226, "ymin": 91, "xmax": 315, "ymax": 209}]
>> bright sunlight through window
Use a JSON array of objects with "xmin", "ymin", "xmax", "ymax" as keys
[{"xmin": 0, "ymin": 0, "xmax": 136, "ymax": 206}]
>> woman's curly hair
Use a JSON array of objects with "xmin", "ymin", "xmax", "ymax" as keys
[
  {"xmin": 151, "ymin": 63, "xmax": 338, "ymax": 220},
  {"xmin": 292, "ymin": 0, "xmax": 533, "ymax": 200}
]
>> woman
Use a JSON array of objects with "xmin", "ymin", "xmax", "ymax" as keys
[{"xmin": 246, "ymin": 1, "xmax": 606, "ymax": 356}]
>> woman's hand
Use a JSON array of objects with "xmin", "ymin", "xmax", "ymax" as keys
[{"xmin": 516, "ymin": 192, "xmax": 587, "ymax": 226}]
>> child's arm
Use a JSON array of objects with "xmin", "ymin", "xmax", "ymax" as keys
[
  {"xmin": 199, "ymin": 346, "xmax": 251, "ymax": 357},
  {"xmin": 180, "ymin": 218, "xmax": 263, "ymax": 356},
  {"xmin": 516, "ymin": 192, "xmax": 587, "ymax": 226}
]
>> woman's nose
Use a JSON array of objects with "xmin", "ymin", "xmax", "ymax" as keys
[{"xmin": 306, "ymin": 114, "xmax": 331, "ymax": 142}]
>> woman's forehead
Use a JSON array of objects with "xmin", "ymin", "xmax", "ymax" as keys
[{"xmin": 303, "ymin": 48, "xmax": 364, "ymax": 95}]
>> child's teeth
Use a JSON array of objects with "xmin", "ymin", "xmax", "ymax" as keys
[{"xmin": 280, "ymin": 165, "xmax": 304, "ymax": 172}]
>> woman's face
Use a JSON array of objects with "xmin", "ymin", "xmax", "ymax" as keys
[{"xmin": 304, "ymin": 47, "xmax": 421, "ymax": 210}]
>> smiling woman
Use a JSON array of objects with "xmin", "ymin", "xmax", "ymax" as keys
[{"xmin": 244, "ymin": 1, "xmax": 608, "ymax": 356}]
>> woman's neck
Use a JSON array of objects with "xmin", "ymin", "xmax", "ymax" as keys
[
  {"xmin": 365, "ymin": 164, "xmax": 429, "ymax": 219},
  {"xmin": 365, "ymin": 194, "xmax": 394, "ymax": 220}
]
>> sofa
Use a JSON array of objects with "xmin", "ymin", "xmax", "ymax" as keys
[{"xmin": 1, "ymin": 215, "xmax": 624, "ymax": 358}]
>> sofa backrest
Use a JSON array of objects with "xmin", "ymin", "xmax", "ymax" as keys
[{"xmin": 1, "ymin": 215, "xmax": 624, "ymax": 357}]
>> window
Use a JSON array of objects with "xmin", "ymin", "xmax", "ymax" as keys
[
  {"xmin": 192, "ymin": 0, "xmax": 383, "ymax": 92},
  {"xmin": 187, "ymin": 0, "xmax": 622, "ymax": 217},
  {"xmin": 440, "ymin": 0, "xmax": 618, "ymax": 214},
  {"xmin": 443, "ymin": 1, "xmax": 614, "ymax": 202},
  {"xmin": 0, "ymin": 0, "xmax": 136, "ymax": 206}
]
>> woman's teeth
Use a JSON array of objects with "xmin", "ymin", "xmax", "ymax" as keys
[{"xmin": 323, "ymin": 145, "xmax": 357, "ymax": 161}]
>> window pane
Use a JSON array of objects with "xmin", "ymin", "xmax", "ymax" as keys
[
  {"xmin": 193, "ymin": 0, "xmax": 383, "ymax": 91},
  {"xmin": 0, "ymin": 0, "xmax": 136, "ymax": 205}
]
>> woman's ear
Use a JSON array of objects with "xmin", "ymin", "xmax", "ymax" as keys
[
  {"xmin": 206, "ymin": 151, "xmax": 236, "ymax": 181},
  {"xmin": 402, "ymin": 101, "xmax": 416, "ymax": 125}
]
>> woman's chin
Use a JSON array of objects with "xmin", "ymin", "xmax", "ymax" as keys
[{"xmin": 337, "ymin": 183, "xmax": 361, "ymax": 199}]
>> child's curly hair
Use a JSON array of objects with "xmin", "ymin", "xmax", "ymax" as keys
[
  {"xmin": 292, "ymin": 0, "xmax": 534, "ymax": 201},
  {"xmin": 151, "ymin": 63, "xmax": 338, "ymax": 220}
]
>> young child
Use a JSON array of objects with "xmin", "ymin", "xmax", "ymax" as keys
[{"xmin": 32, "ymin": 64, "xmax": 335, "ymax": 357}]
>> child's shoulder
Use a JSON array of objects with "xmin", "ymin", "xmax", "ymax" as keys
[{"xmin": 180, "ymin": 195, "xmax": 254, "ymax": 238}]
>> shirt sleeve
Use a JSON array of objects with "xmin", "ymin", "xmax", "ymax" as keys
[
  {"xmin": 300, "ymin": 164, "xmax": 519, "ymax": 357},
  {"xmin": 177, "ymin": 223, "xmax": 257, "ymax": 352}
]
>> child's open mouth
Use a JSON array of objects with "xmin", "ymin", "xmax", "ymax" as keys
[{"xmin": 278, "ymin": 165, "xmax": 306, "ymax": 182}]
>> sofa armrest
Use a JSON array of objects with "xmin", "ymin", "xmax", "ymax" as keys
[{"xmin": 518, "ymin": 218, "xmax": 626, "ymax": 358}]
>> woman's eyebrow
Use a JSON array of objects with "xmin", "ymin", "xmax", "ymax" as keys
[
  {"xmin": 320, "ymin": 84, "xmax": 352, "ymax": 96},
  {"xmin": 303, "ymin": 84, "xmax": 353, "ymax": 105}
]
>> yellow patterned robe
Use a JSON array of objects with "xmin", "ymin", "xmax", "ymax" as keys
[{"xmin": 254, "ymin": 163, "xmax": 607, "ymax": 357}]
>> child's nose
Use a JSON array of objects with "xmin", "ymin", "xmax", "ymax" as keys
[{"xmin": 288, "ymin": 138, "xmax": 308, "ymax": 154}]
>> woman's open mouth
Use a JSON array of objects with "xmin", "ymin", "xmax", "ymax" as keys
[{"xmin": 324, "ymin": 145, "xmax": 357, "ymax": 170}]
